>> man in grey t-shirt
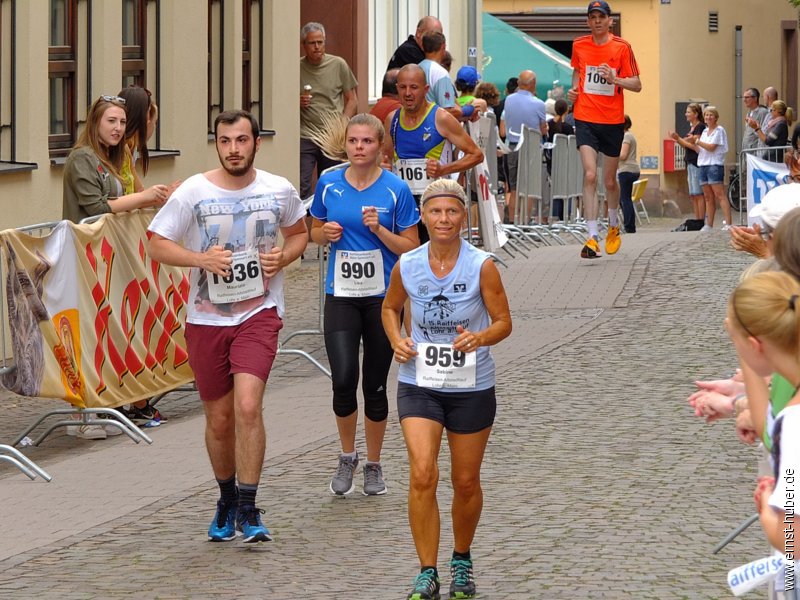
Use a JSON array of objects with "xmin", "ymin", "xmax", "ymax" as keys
[
  {"xmin": 742, "ymin": 87, "xmax": 768, "ymax": 151},
  {"xmin": 299, "ymin": 22, "xmax": 358, "ymax": 200}
]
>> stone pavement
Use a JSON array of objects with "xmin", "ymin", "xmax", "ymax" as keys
[{"xmin": 0, "ymin": 221, "xmax": 764, "ymax": 599}]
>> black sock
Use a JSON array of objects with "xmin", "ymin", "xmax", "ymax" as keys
[
  {"xmin": 217, "ymin": 475, "xmax": 238, "ymax": 505},
  {"xmin": 238, "ymin": 482, "xmax": 258, "ymax": 508},
  {"xmin": 453, "ymin": 550, "xmax": 471, "ymax": 561},
  {"xmin": 421, "ymin": 566, "xmax": 438, "ymax": 578}
]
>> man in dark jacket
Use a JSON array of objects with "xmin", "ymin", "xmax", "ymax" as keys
[{"xmin": 386, "ymin": 16, "xmax": 442, "ymax": 70}]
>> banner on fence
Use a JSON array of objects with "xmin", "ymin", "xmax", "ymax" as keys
[
  {"xmin": 473, "ymin": 158, "xmax": 509, "ymax": 253},
  {"xmin": 0, "ymin": 211, "xmax": 193, "ymax": 408},
  {"xmin": 746, "ymin": 154, "xmax": 790, "ymax": 225}
]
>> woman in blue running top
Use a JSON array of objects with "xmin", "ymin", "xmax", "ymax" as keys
[
  {"xmin": 310, "ymin": 113, "xmax": 420, "ymax": 497},
  {"xmin": 382, "ymin": 179, "xmax": 512, "ymax": 600}
]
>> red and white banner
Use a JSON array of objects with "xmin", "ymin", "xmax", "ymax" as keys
[{"xmin": 0, "ymin": 211, "xmax": 193, "ymax": 408}]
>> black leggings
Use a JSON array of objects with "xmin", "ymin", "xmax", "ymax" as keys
[{"xmin": 323, "ymin": 295, "xmax": 393, "ymax": 422}]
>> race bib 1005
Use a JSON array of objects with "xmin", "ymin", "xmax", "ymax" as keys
[{"xmin": 415, "ymin": 342, "xmax": 477, "ymax": 389}]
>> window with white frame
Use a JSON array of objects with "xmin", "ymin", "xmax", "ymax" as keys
[{"xmin": 367, "ymin": 0, "xmax": 449, "ymax": 102}]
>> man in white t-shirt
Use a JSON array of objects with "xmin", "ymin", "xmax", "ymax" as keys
[{"xmin": 148, "ymin": 109, "xmax": 307, "ymax": 545}]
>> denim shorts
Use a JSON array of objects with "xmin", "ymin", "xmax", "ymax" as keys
[
  {"xmin": 698, "ymin": 164, "xmax": 724, "ymax": 186},
  {"xmin": 687, "ymin": 163, "xmax": 702, "ymax": 195}
]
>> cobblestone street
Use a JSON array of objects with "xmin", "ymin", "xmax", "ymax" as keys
[{"xmin": 0, "ymin": 224, "xmax": 763, "ymax": 599}]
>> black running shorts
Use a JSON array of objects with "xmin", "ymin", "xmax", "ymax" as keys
[
  {"xmin": 397, "ymin": 382, "xmax": 496, "ymax": 433},
  {"xmin": 575, "ymin": 119, "xmax": 625, "ymax": 158}
]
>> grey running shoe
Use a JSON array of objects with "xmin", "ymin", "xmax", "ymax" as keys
[
  {"xmin": 408, "ymin": 568, "xmax": 440, "ymax": 600},
  {"xmin": 362, "ymin": 463, "xmax": 387, "ymax": 496},
  {"xmin": 448, "ymin": 557, "xmax": 476, "ymax": 598},
  {"xmin": 329, "ymin": 454, "xmax": 359, "ymax": 495}
]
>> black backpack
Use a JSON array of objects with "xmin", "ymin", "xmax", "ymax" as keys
[{"xmin": 673, "ymin": 218, "xmax": 704, "ymax": 232}]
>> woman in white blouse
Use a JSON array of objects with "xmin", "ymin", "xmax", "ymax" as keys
[{"xmin": 693, "ymin": 106, "xmax": 731, "ymax": 231}]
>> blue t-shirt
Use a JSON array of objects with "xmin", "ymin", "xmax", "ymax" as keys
[
  {"xmin": 310, "ymin": 168, "xmax": 419, "ymax": 296},
  {"xmin": 398, "ymin": 239, "xmax": 495, "ymax": 391},
  {"xmin": 501, "ymin": 90, "xmax": 546, "ymax": 145}
]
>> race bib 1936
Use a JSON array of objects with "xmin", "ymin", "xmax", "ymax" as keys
[
  {"xmin": 333, "ymin": 249, "xmax": 384, "ymax": 297},
  {"xmin": 394, "ymin": 158, "xmax": 432, "ymax": 194},
  {"xmin": 584, "ymin": 65, "xmax": 615, "ymax": 96},
  {"xmin": 207, "ymin": 247, "xmax": 265, "ymax": 304},
  {"xmin": 415, "ymin": 342, "xmax": 477, "ymax": 389}
]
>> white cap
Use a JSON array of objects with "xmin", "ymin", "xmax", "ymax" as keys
[{"xmin": 748, "ymin": 183, "xmax": 800, "ymax": 229}]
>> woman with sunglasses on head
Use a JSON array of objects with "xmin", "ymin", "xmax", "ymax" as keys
[
  {"xmin": 62, "ymin": 95, "xmax": 170, "ymax": 224},
  {"xmin": 61, "ymin": 95, "xmax": 171, "ymax": 440},
  {"xmin": 748, "ymin": 100, "xmax": 794, "ymax": 163},
  {"xmin": 382, "ymin": 178, "xmax": 512, "ymax": 600}
]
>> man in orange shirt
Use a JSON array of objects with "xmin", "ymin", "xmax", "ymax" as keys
[{"xmin": 568, "ymin": 0, "xmax": 641, "ymax": 259}]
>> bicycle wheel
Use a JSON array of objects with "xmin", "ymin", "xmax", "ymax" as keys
[{"xmin": 727, "ymin": 173, "xmax": 742, "ymax": 212}]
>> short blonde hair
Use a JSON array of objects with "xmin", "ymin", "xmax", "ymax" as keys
[
  {"xmin": 703, "ymin": 106, "xmax": 720, "ymax": 120},
  {"xmin": 421, "ymin": 178, "xmax": 467, "ymax": 207},
  {"xmin": 729, "ymin": 271, "xmax": 800, "ymax": 353}
]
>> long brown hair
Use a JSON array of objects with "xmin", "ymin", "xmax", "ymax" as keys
[
  {"xmin": 74, "ymin": 96, "xmax": 126, "ymax": 180},
  {"xmin": 118, "ymin": 86, "xmax": 152, "ymax": 175}
]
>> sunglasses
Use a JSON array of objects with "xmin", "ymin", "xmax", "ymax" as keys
[{"xmin": 99, "ymin": 95, "xmax": 126, "ymax": 105}]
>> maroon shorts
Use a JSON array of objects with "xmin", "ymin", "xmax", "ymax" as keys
[{"xmin": 184, "ymin": 308, "xmax": 283, "ymax": 401}]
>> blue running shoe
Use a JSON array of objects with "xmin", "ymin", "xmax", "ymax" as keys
[
  {"xmin": 407, "ymin": 568, "xmax": 440, "ymax": 600},
  {"xmin": 236, "ymin": 504, "xmax": 272, "ymax": 543},
  {"xmin": 207, "ymin": 500, "xmax": 237, "ymax": 542},
  {"xmin": 448, "ymin": 557, "xmax": 476, "ymax": 598}
]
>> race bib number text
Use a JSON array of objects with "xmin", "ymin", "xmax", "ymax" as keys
[
  {"xmin": 394, "ymin": 158, "xmax": 432, "ymax": 194},
  {"xmin": 333, "ymin": 249, "xmax": 384, "ymax": 297},
  {"xmin": 584, "ymin": 66, "xmax": 615, "ymax": 96},
  {"xmin": 208, "ymin": 248, "xmax": 265, "ymax": 304},
  {"xmin": 415, "ymin": 342, "xmax": 477, "ymax": 389}
]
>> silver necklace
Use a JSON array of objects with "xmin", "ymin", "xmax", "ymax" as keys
[{"xmin": 429, "ymin": 248, "xmax": 451, "ymax": 271}]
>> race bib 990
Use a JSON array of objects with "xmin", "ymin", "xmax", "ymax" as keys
[{"xmin": 333, "ymin": 249, "xmax": 384, "ymax": 297}]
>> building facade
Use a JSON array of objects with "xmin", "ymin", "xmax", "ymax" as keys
[
  {"xmin": 0, "ymin": 0, "xmax": 477, "ymax": 230},
  {"xmin": 0, "ymin": 1, "xmax": 305, "ymax": 230}
]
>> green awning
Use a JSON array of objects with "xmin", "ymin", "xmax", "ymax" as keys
[{"xmin": 482, "ymin": 12, "xmax": 573, "ymax": 100}]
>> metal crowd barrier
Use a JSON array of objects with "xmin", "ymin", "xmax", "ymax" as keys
[
  {"xmin": 503, "ymin": 131, "xmax": 588, "ymax": 248},
  {"xmin": 501, "ymin": 127, "xmax": 560, "ymax": 249},
  {"xmin": 546, "ymin": 134, "xmax": 587, "ymax": 242},
  {"xmin": 567, "ymin": 135, "xmax": 585, "ymax": 226},
  {"xmin": 276, "ymin": 162, "xmax": 358, "ymax": 380},
  {"xmin": 276, "ymin": 195, "xmax": 331, "ymax": 379}
]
